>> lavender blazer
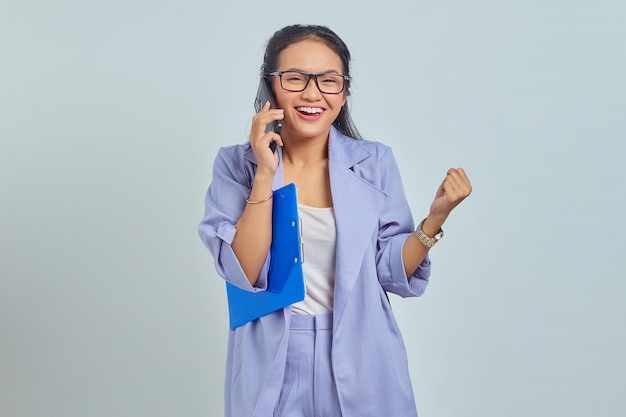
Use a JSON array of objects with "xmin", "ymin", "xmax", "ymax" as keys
[{"xmin": 198, "ymin": 126, "xmax": 431, "ymax": 417}]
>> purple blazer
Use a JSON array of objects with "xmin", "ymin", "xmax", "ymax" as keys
[{"xmin": 198, "ymin": 127, "xmax": 431, "ymax": 417}]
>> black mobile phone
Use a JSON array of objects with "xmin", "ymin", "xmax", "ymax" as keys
[{"xmin": 254, "ymin": 78, "xmax": 281, "ymax": 153}]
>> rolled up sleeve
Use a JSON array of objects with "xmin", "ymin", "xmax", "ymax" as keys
[
  {"xmin": 197, "ymin": 146, "xmax": 269, "ymax": 292},
  {"xmin": 375, "ymin": 148, "xmax": 431, "ymax": 297}
]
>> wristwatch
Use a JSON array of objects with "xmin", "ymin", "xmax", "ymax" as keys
[{"xmin": 414, "ymin": 219, "xmax": 444, "ymax": 248}]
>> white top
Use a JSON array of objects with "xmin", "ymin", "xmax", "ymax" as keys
[{"xmin": 291, "ymin": 204, "xmax": 337, "ymax": 315}]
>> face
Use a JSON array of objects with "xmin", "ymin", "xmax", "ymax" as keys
[{"xmin": 272, "ymin": 38, "xmax": 347, "ymax": 143}]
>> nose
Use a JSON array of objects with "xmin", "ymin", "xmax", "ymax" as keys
[{"xmin": 300, "ymin": 75, "xmax": 322, "ymax": 99}]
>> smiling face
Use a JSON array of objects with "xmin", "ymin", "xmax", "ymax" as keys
[{"xmin": 272, "ymin": 38, "xmax": 347, "ymax": 144}]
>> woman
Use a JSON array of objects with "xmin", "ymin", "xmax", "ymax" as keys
[{"xmin": 198, "ymin": 24, "xmax": 471, "ymax": 417}]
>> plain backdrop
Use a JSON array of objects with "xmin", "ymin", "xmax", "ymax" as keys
[{"xmin": 1, "ymin": 1, "xmax": 625, "ymax": 416}]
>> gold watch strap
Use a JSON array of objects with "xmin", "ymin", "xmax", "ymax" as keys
[{"xmin": 415, "ymin": 218, "xmax": 444, "ymax": 248}]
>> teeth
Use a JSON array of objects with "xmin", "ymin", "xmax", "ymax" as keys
[{"xmin": 296, "ymin": 107, "xmax": 323, "ymax": 114}]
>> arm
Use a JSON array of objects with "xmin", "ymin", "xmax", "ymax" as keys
[
  {"xmin": 374, "ymin": 148, "xmax": 431, "ymax": 297},
  {"xmin": 198, "ymin": 103, "xmax": 284, "ymax": 288},
  {"xmin": 198, "ymin": 147, "xmax": 271, "ymax": 291},
  {"xmin": 231, "ymin": 102, "xmax": 284, "ymax": 285},
  {"xmin": 230, "ymin": 170, "xmax": 274, "ymax": 286},
  {"xmin": 374, "ymin": 149, "xmax": 471, "ymax": 297},
  {"xmin": 401, "ymin": 168, "xmax": 472, "ymax": 277}
]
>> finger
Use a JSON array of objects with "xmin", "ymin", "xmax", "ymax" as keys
[
  {"xmin": 251, "ymin": 110, "xmax": 284, "ymax": 140},
  {"xmin": 256, "ymin": 110, "xmax": 284, "ymax": 126},
  {"xmin": 446, "ymin": 168, "xmax": 464, "ymax": 181},
  {"xmin": 442, "ymin": 176, "xmax": 459, "ymax": 197},
  {"xmin": 447, "ymin": 167, "xmax": 471, "ymax": 186},
  {"xmin": 253, "ymin": 132, "xmax": 279, "ymax": 152},
  {"xmin": 444, "ymin": 172, "xmax": 471, "ymax": 203},
  {"xmin": 446, "ymin": 168, "xmax": 472, "ymax": 192},
  {"xmin": 450, "ymin": 168, "xmax": 472, "ymax": 192},
  {"xmin": 253, "ymin": 108, "xmax": 284, "ymax": 125},
  {"xmin": 434, "ymin": 179, "xmax": 445, "ymax": 198},
  {"xmin": 446, "ymin": 171, "xmax": 464, "ymax": 191},
  {"xmin": 272, "ymin": 133, "xmax": 284, "ymax": 148},
  {"xmin": 253, "ymin": 101, "xmax": 271, "ymax": 119},
  {"xmin": 262, "ymin": 132, "xmax": 282, "ymax": 147},
  {"xmin": 449, "ymin": 168, "xmax": 472, "ymax": 196}
]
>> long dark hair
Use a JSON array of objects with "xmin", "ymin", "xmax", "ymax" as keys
[{"xmin": 261, "ymin": 24, "xmax": 362, "ymax": 140}]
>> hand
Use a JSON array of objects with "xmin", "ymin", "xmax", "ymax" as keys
[
  {"xmin": 428, "ymin": 168, "xmax": 472, "ymax": 223},
  {"xmin": 249, "ymin": 101, "xmax": 284, "ymax": 175}
]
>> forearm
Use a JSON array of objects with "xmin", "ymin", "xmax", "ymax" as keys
[
  {"xmin": 402, "ymin": 214, "xmax": 446, "ymax": 278},
  {"xmin": 402, "ymin": 166, "xmax": 472, "ymax": 277},
  {"xmin": 231, "ymin": 173, "xmax": 274, "ymax": 286}
]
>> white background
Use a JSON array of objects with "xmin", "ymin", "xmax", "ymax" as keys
[{"xmin": 1, "ymin": 1, "xmax": 625, "ymax": 416}]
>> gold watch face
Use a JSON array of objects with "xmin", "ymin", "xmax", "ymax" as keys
[
  {"xmin": 415, "ymin": 225, "xmax": 443, "ymax": 248},
  {"xmin": 416, "ymin": 231, "xmax": 434, "ymax": 247}
]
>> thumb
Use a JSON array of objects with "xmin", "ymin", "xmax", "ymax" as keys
[{"xmin": 435, "ymin": 180, "xmax": 445, "ymax": 199}]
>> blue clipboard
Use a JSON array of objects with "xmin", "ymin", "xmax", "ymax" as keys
[{"xmin": 225, "ymin": 183, "xmax": 305, "ymax": 330}]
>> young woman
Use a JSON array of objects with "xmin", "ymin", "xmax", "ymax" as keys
[{"xmin": 198, "ymin": 24, "xmax": 472, "ymax": 417}]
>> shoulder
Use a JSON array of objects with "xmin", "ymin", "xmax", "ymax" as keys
[
  {"xmin": 212, "ymin": 142, "xmax": 257, "ymax": 169},
  {"xmin": 357, "ymin": 138, "xmax": 393, "ymax": 159},
  {"xmin": 330, "ymin": 129, "xmax": 402, "ymax": 191},
  {"xmin": 330, "ymin": 128, "xmax": 394, "ymax": 167},
  {"xmin": 330, "ymin": 129, "xmax": 391, "ymax": 157},
  {"xmin": 333, "ymin": 130, "xmax": 391, "ymax": 151},
  {"xmin": 211, "ymin": 142, "xmax": 256, "ymax": 187},
  {"xmin": 215, "ymin": 142, "xmax": 253, "ymax": 161}
]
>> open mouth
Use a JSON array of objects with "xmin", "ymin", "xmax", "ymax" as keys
[{"xmin": 296, "ymin": 106, "xmax": 324, "ymax": 115}]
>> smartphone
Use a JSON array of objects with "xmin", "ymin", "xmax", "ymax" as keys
[{"xmin": 254, "ymin": 78, "xmax": 281, "ymax": 153}]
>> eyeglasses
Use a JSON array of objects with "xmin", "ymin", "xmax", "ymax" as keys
[{"xmin": 266, "ymin": 71, "xmax": 349, "ymax": 94}]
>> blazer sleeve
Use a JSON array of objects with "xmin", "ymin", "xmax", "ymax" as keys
[
  {"xmin": 197, "ymin": 145, "xmax": 270, "ymax": 292},
  {"xmin": 374, "ymin": 147, "xmax": 431, "ymax": 297}
]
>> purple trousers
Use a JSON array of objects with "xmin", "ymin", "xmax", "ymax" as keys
[{"xmin": 273, "ymin": 314, "xmax": 342, "ymax": 417}]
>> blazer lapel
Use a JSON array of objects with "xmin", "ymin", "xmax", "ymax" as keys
[{"xmin": 328, "ymin": 128, "xmax": 386, "ymax": 325}]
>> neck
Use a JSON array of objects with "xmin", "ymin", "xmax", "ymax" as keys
[{"xmin": 281, "ymin": 131, "xmax": 330, "ymax": 167}]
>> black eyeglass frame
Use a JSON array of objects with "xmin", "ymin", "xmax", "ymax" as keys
[{"xmin": 265, "ymin": 71, "xmax": 350, "ymax": 94}]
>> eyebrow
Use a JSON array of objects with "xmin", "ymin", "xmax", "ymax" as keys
[{"xmin": 282, "ymin": 68, "xmax": 343, "ymax": 74}]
